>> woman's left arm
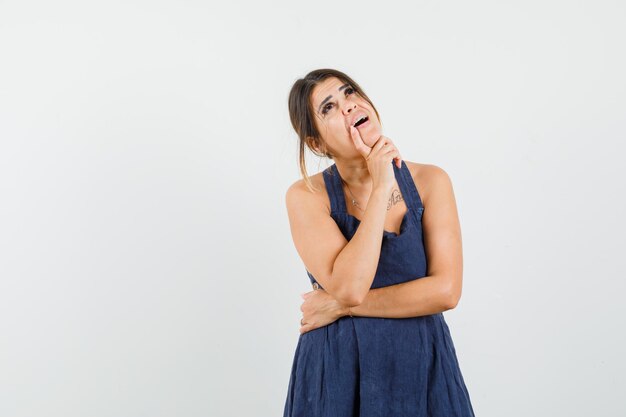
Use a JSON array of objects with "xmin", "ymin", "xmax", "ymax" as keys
[
  {"xmin": 300, "ymin": 165, "xmax": 463, "ymax": 333},
  {"xmin": 345, "ymin": 164, "xmax": 463, "ymax": 318}
]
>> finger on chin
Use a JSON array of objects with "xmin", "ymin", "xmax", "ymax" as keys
[
  {"xmin": 351, "ymin": 126, "xmax": 370, "ymax": 152},
  {"xmin": 349, "ymin": 126, "xmax": 359, "ymax": 143}
]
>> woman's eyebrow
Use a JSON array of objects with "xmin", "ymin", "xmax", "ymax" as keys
[{"xmin": 317, "ymin": 83, "xmax": 350, "ymax": 113}]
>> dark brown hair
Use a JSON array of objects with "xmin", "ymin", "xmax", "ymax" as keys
[{"xmin": 287, "ymin": 68, "xmax": 381, "ymax": 192}]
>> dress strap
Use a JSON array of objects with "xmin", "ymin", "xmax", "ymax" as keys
[
  {"xmin": 322, "ymin": 164, "xmax": 347, "ymax": 213},
  {"xmin": 395, "ymin": 160, "xmax": 424, "ymax": 210}
]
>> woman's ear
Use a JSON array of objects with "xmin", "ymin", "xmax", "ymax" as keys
[
  {"xmin": 307, "ymin": 136, "xmax": 323, "ymax": 154},
  {"xmin": 307, "ymin": 136, "xmax": 332, "ymax": 158}
]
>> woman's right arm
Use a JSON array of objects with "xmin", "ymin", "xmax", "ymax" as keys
[{"xmin": 285, "ymin": 180, "xmax": 393, "ymax": 307}]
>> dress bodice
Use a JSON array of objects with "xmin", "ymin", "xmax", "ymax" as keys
[{"xmin": 306, "ymin": 160, "xmax": 428, "ymax": 289}]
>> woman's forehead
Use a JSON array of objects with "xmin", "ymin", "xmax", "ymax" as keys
[{"xmin": 311, "ymin": 77, "xmax": 348, "ymax": 106}]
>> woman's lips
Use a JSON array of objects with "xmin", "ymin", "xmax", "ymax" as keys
[{"xmin": 355, "ymin": 117, "xmax": 370, "ymax": 130}]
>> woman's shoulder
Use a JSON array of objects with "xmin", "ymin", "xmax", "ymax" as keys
[
  {"xmin": 404, "ymin": 160, "xmax": 449, "ymax": 179},
  {"xmin": 286, "ymin": 169, "xmax": 327, "ymax": 195},
  {"xmin": 285, "ymin": 170, "xmax": 331, "ymax": 215},
  {"xmin": 403, "ymin": 161, "xmax": 453, "ymax": 208}
]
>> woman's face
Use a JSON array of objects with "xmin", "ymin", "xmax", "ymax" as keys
[{"xmin": 309, "ymin": 76, "xmax": 382, "ymax": 157}]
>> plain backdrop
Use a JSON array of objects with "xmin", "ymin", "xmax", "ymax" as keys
[{"xmin": 1, "ymin": 1, "xmax": 625, "ymax": 416}]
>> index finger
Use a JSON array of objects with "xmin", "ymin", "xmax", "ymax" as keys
[{"xmin": 350, "ymin": 126, "xmax": 372, "ymax": 158}]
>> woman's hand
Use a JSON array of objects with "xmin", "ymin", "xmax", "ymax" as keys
[
  {"xmin": 299, "ymin": 288, "xmax": 348, "ymax": 334},
  {"xmin": 349, "ymin": 125, "xmax": 403, "ymax": 191}
]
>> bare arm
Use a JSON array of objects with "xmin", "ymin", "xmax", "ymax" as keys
[
  {"xmin": 336, "ymin": 165, "xmax": 464, "ymax": 318},
  {"xmin": 336, "ymin": 275, "xmax": 451, "ymax": 318},
  {"xmin": 330, "ymin": 186, "xmax": 394, "ymax": 304},
  {"xmin": 286, "ymin": 178, "xmax": 393, "ymax": 307}
]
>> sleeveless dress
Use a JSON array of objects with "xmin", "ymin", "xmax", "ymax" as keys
[{"xmin": 282, "ymin": 161, "xmax": 475, "ymax": 417}]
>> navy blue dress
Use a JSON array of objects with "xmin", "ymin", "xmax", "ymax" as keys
[{"xmin": 283, "ymin": 161, "xmax": 475, "ymax": 417}]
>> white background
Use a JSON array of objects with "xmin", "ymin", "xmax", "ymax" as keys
[{"xmin": 1, "ymin": 1, "xmax": 625, "ymax": 416}]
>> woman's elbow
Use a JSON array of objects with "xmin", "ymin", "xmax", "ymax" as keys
[
  {"xmin": 443, "ymin": 283, "xmax": 462, "ymax": 310},
  {"xmin": 334, "ymin": 289, "xmax": 364, "ymax": 307},
  {"xmin": 331, "ymin": 281, "xmax": 366, "ymax": 307}
]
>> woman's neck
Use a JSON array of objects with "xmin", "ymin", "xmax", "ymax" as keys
[{"xmin": 333, "ymin": 158, "xmax": 372, "ymax": 187}]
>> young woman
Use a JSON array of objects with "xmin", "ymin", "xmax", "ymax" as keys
[{"xmin": 283, "ymin": 68, "xmax": 475, "ymax": 416}]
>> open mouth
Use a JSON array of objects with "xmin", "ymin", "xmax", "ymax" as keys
[{"xmin": 353, "ymin": 116, "xmax": 369, "ymax": 128}]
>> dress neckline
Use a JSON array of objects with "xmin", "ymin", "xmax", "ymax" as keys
[
  {"xmin": 343, "ymin": 209, "xmax": 412, "ymax": 238},
  {"xmin": 326, "ymin": 161, "xmax": 417, "ymax": 238}
]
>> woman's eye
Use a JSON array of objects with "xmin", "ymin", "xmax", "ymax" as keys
[{"xmin": 321, "ymin": 87, "xmax": 354, "ymax": 115}]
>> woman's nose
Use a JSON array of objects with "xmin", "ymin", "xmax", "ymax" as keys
[{"xmin": 342, "ymin": 102, "xmax": 356, "ymax": 115}]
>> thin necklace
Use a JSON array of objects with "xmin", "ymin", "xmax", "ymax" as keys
[
  {"xmin": 341, "ymin": 178, "xmax": 366, "ymax": 212},
  {"xmin": 341, "ymin": 178, "xmax": 403, "ymax": 213}
]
